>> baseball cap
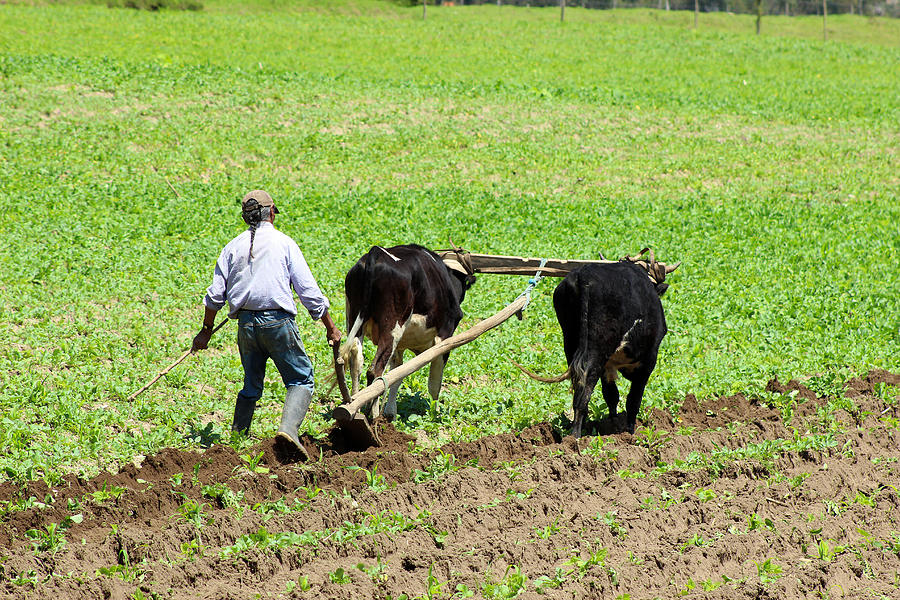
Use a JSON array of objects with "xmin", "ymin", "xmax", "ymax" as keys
[{"xmin": 242, "ymin": 190, "xmax": 280, "ymax": 214}]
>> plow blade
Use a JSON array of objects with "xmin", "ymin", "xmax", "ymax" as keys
[{"xmin": 331, "ymin": 341, "xmax": 382, "ymax": 448}]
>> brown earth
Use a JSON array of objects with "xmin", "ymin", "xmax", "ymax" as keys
[{"xmin": 1, "ymin": 371, "xmax": 899, "ymax": 599}]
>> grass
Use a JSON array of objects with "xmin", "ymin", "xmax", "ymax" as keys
[{"xmin": 0, "ymin": 0, "xmax": 898, "ymax": 483}]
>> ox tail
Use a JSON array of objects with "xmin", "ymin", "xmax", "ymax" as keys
[
  {"xmin": 510, "ymin": 360, "xmax": 571, "ymax": 384},
  {"xmin": 339, "ymin": 313, "xmax": 364, "ymax": 364},
  {"xmin": 568, "ymin": 276, "xmax": 594, "ymax": 389},
  {"xmin": 338, "ymin": 246, "xmax": 381, "ymax": 362}
]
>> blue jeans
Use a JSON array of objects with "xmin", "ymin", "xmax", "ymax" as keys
[{"xmin": 236, "ymin": 310, "xmax": 315, "ymax": 407}]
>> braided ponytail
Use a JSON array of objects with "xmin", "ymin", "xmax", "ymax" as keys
[{"xmin": 242, "ymin": 199, "xmax": 263, "ymax": 260}]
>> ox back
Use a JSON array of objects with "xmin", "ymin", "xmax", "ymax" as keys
[
  {"xmin": 341, "ymin": 244, "xmax": 474, "ymax": 420},
  {"xmin": 553, "ymin": 262, "xmax": 668, "ymax": 437}
]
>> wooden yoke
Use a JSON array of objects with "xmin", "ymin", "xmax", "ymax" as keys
[{"xmin": 437, "ymin": 250, "xmax": 680, "ymax": 283}]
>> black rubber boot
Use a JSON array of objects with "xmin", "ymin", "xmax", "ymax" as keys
[
  {"xmin": 232, "ymin": 396, "xmax": 257, "ymax": 435},
  {"xmin": 275, "ymin": 386, "xmax": 312, "ymax": 460}
]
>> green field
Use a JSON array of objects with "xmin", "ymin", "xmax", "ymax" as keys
[{"xmin": 0, "ymin": 0, "xmax": 898, "ymax": 485}]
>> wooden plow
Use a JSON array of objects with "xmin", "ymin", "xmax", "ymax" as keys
[{"xmin": 331, "ymin": 247, "xmax": 680, "ymax": 448}]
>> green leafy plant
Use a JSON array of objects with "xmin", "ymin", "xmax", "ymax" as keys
[
  {"xmin": 482, "ymin": 565, "xmax": 527, "ymax": 599},
  {"xmin": 90, "ymin": 482, "xmax": 126, "ymax": 503},
  {"xmin": 346, "ymin": 463, "xmax": 390, "ymax": 492},
  {"xmin": 680, "ymin": 533, "xmax": 709, "ymax": 552},
  {"xmin": 25, "ymin": 522, "xmax": 67, "ymax": 554},
  {"xmin": 329, "ymin": 567, "xmax": 351, "ymax": 584},
  {"xmin": 756, "ymin": 558, "xmax": 782, "ymax": 583},
  {"xmin": 413, "ymin": 451, "xmax": 468, "ymax": 483},
  {"xmin": 598, "ymin": 511, "xmax": 627, "ymax": 539},
  {"xmin": 533, "ymin": 516, "xmax": 561, "ymax": 540},
  {"xmin": 239, "ymin": 452, "xmax": 269, "ymax": 474}
]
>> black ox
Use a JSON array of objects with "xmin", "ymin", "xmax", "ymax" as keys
[
  {"xmin": 340, "ymin": 244, "xmax": 475, "ymax": 420},
  {"xmin": 524, "ymin": 262, "xmax": 669, "ymax": 437}
]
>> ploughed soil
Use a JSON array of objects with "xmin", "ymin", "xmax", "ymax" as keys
[{"xmin": 1, "ymin": 371, "xmax": 899, "ymax": 599}]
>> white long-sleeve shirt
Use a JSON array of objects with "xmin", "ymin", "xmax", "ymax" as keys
[{"xmin": 203, "ymin": 222, "xmax": 330, "ymax": 320}]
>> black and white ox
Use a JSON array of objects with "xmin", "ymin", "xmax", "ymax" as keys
[
  {"xmin": 340, "ymin": 244, "xmax": 475, "ymax": 420},
  {"xmin": 523, "ymin": 262, "xmax": 669, "ymax": 437}
]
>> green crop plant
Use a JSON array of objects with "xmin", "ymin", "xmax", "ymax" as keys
[
  {"xmin": 201, "ymin": 482, "xmax": 244, "ymax": 510},
  {"xmin": 533, "ymin": 516, "xmax": 562, "ymax": 540},
  {"xmin": 680, "ymin": 533, "xmax": 710, "ymax": 552},
  {"xmin": 755, "ymin": 558, "xmax": 783, "ymax": 583},
  {"xmin": 566, "ymin": 543, "xmax": 608, "ymax": 579},
  {"xmin": 90, "ymin": 482, "xmax": 126, "ymax": 504},
  {"xmin": 583, "ymin": 436, "xmax": 618, "ymax": 461},
  {"xmin": 495, "ymin": 459, "xmax": 523, "ymax": 482},
  {"xmin": 346, "ymin": 462, "xmax": 391, "ymax": 492},
  {"xmin": 422, "ymin": 564, "xmax": 447, "ymax": 599},
  {"xmin": 747, "ymin": 513, "xmax": 776, "ymax": 532},
  {"xmin": 696, "ymin": 488, "xmax": 717, "ymax": 503},
  {"xmin": 238, "ymin": 452, "xmax": 269, "ymax": 475},
  {"xmin": 25, "ymin": 522, "xmax": 67, "ymax": 555},
  {"xmin": 789, "ymin": 473, "xmax": 811, "ymax": 492},
  {"xmin": 617, "ymin": 468, "xmax": 646, "ymax": 480},
  {"xmin": 413, "ymin": 451, "xmax": 468, "ymax": 484},
  {"xmin": 10, "ymin": 569, "xmax": 38, "ymax": 587},
  {"xmin": 356, "ymin": 558, "xmax": 389, "ymax": 584},
  {"xmin": 482, "ymin": 565, "xmax": 527, "ymax": 599},
  {"xmin": 253, "ymin": 496, "xmax": 311, "ymax": 519},
  {"xmin": 329, "ymin": 567, "xmax": 352, "ymax": 584},
  {"xmin": 534, "ymin": 567, "xmax": 567, "ymax": 592},
  {"xmin": 634, "ymin": 426, "xmax": 668, "ymax": 453},
  {"xmin": 678, "ymin": 577, "xmax": 696, "ymax": 596},
  {"xmin": 816, "ymin": 540, "xmax": 848, "ymax": 562},
  {"xmin": 598, "ymin": 511, "xmax": 628, "ymax": 539},
  {"xmin": 454, "ymin": 583, "xmax": 476, "ymax": 598}
]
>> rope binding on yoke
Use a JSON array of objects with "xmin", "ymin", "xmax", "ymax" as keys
[{"xmin": 515, "ymin": 257, "xmax": 548, "ymax": 319}]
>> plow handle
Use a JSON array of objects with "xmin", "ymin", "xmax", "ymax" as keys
[{"xmin": 331, "ymin": 340, "xmax": 353, "ymax": 405}]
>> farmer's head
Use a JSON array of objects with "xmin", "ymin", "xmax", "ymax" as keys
[{"xmin": 241, "ymin": 190, "xmax": 279, "ymax": 226}]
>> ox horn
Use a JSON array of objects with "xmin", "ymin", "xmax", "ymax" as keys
[{"xmin": 664, "ymin": 261, "xmax": 682, "ymax": 274}]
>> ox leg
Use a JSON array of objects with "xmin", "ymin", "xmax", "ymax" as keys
[
  {"xmin": 368, "ymin": 336, "xmax": 400, "ymax": 419},
  {"xmin": 624, "ymin": 371, "xmax": 650, "ymax": 435},
  {"xmin": 427, "ymin": 354, "xmax": 447, "ymax": 405},
  {"xmin": 383, "ymin": 352, "xmax": 404, "ymax": 421},
  {"xmin": 600, "ymin": 377, "xmax": 621, "ymax": 430}
]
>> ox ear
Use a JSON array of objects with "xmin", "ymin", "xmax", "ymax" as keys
[
  {"xmin": 463, "ymin": 273, "xmax": 476, "ymax": 290},
  {"xmin": 655, "ymin": 282, "xmax": 669, "ymax": 297}
]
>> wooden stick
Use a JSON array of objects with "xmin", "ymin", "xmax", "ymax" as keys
[
  {"xmin": 127, "ymin": 319, "xmax": 228, "ymax": 401},
  {"xmin": 333, "ymin": 294, "xmax": 529, "ymax": 422}
]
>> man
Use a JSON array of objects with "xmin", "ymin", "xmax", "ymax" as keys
[{"xmin": 192, "ymin": 190, "xmax": 341, "ymax": 460}]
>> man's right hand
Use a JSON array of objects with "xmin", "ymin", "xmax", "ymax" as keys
[
  {"xmin": 192, "ymin": 328, "xmax": 212, "ymax": 352},
  {"xmin": 326, "ymin": 326, "xmax": 342, "ymax": 348}
]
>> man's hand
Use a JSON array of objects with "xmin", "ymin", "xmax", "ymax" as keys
[
  {"xmin": 327, "ymin": 326, "xmax": 342, "ymax": 348},
  {"xmin": 321, "ymin": 311, "xmax": 342, "ymax": 348},
  {"xmin": 192, "ymin": 328, "xmax": 212, "ymax": 352},
  {"xmin": 193, "ymin": 307, "xmax": 220, "ymax": 352}
]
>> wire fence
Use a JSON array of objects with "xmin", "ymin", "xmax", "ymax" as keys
[{"xmin": 434, "ymin": 0, "xmax": 900, "ymax": 17}]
